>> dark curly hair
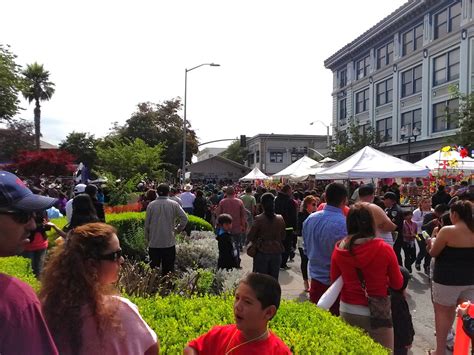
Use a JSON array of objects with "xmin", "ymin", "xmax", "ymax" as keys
[{"xmin": 40, "ymin": 223, "xmax": 122, "ymax": 354}]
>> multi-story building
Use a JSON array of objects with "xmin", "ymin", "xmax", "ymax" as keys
[
  {"xmin": 324, "ymin": 0, "xmax": 473, "ymax": 162},
  {"xmin": 246, "ymin": 134, "xmax": 329, "ymax": 174},
  {"xmin": 195, "ymin": 147, "xmax": 226, "ymax": 162}
]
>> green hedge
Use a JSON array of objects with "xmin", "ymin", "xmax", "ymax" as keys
[
  {"xmin": 0, "ymin": 256, "xmax": 40, "ymax": 292},
  {"xmin": 0, "ymin": 257, "xmax": 388, "ymax": 354},
  {"xmin": 47, "ymin": 212, "xmax": 213, "ymax": 260}
]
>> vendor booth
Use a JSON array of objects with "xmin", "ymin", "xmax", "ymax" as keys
[
  {"xmin": 272, "ymin": 155, "xmax": 318, "ymax": 180},
  {"xmin": 239, "ymin": 167, "xmax": 270, "ymax": 181}
]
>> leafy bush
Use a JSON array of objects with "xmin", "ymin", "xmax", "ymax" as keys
[
  {"xmin": 132, "ymin": 294, "xmax": 389, "ymax": 355},
  {"xmin": 47, "ymin": 212, "xmax": 213, "ymax": 261},
  {"xmin": 175, "ymin": 237, "xmax": 218, "ymax": 271},
  {"xmin": 0, "ymin": 256, "xmax": 40, "ymax": 292}
]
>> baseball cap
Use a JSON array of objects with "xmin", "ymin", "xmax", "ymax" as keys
[
  {"xmin": 0, "ymin": 171, "xmax": 57, "ymax": 212},
  {"xmin": 74, "ymin": 183, "xmax": 87, "ymax": 194}
]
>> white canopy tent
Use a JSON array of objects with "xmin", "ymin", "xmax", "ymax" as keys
[
  {"xmin": 415, "ymin": 150, "xmax": 474, "ymax": 173},
  {"xmin": 239, "ymin": 167, "xmax": 270, "ymax": 181},
  {"xmin": 272, "ymin": 155, "xmax": 318, "ymax": 180},
  {"xmin": 315, "ymin": 146, "xmax": 430, "ymax": 180}
]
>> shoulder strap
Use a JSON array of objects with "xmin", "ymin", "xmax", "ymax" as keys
[{"xmin": 355, "ymin": 268, "xmax": 369, "ymax": 298}]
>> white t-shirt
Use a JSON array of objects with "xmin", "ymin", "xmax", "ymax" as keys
[{"xmin": 180, "ymin": 192, "xmax": 196, "ymax": 208}]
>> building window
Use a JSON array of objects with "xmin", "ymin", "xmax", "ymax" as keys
[
  {"xmin": 376, "ymin": 77, "xmax": 393, "ymax": 106},
  {"xmin": 269, "ymin": 151, "xmax": 284, "ymax": 163},
  {"xmin": 355, "ymin": 88, "xmax": 369, "ymax": 114},
  {"xmin": 434, "ymin": 2, "xmax": 462, "ymax": 40},
  {"xmin": 401, "ymin": 64, "xmax": 422, "ymax": 97},
  {"xmin": 291, "ymin": 152, "xmax": 305, "ymax": 163},
  {"xmin": 358, "ymin": 123, "xmax": 371, "ymax": 135},
  {"xmin": 247, "ymin": 153, "xmax": 255, "ymax": 165},
  {"xmin": 402, "ymin": 24, "xmax": 423, "ymax": 56},
  {"xmin": 256, "ymin": 150, "xmax": 260, "ymax": 163},
  {"xmin": 338, "ymin": 98, "xmax": 347, "ymax": 124},
  {"xmin": 433, "ymin": 99, "xmax": 459, "ymax": 132},
  {"xmin": 356, "ymin": 55, "xmax": 370, "ymax": 79},
  {"xmin": 338, "ymin": 68, "xmax": 347, "ymax": 88},
  {"xmin": 401, "ymin": 109, "xmax": 422, "ymax": 138},
  {"xmin": 433, "ymin": 48, "xmax": 460, "ymax": 86},
  {"xmin": 376, "ymin": 117, "xmax": 392, "ymax": 142},
  {"xmin": 376, "ymin": 42, "xmax": 394, "ymax": 69}
]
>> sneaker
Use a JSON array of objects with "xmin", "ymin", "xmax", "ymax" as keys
[
  {"xmin": 415, "ymin": 264, "xmax": 421, "ymax": 271},
  {"xmin": 424, "ymin": 265, "xmax": 430, "ymax": 276}
]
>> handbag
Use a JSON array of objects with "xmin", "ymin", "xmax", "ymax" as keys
[
  {"xmin": 355, "ymin": 268, "xmax": 393, "ymax": 329},
  {"xmin": 246, "ymin": 240, "xmax": 259, "ymax": 258}
]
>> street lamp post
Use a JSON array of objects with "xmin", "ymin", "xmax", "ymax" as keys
[
  {"xmin": 400, "ymin": 125, "xmax": 420, "ymax": 162},
  {"xmin": 182, "ymin": 63, "xmax": 220, "ymax": 185},
  {"xmin": 309, "ymin": 120, "xmax": 331, "ymax": 150}
]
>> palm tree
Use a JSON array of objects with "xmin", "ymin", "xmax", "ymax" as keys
[{"xmin": 22, "ymin": 62, "xmax": 55, "ymax": 150}]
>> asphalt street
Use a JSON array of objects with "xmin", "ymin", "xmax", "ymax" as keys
[{"xmin": 240, "ymin": 250, "xmax": 440, "ymax": 355}]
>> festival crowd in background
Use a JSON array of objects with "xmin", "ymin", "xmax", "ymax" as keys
[{"xmin": 0, "ymin": 169, "xmax": 473, "ymax": 354}]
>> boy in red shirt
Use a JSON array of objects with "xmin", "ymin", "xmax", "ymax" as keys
[{"xmin": 184, "ymin": 273, "xmax": 291, "ymax": 354}]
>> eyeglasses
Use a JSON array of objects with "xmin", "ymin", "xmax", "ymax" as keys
[
  {"xmin": 98, "ymin": 249, "xmax": 123, "ymax": 262},
  {"xmin": 0, "ymin": 209, "xmax": 34, "ymax": 224}
]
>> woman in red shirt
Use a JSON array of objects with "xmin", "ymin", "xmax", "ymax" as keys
[{"xmin": 331, "ymin": 203, "xmax": 403, "ymax": 351}]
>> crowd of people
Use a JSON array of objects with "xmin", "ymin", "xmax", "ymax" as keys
[{"xmin": 1, "ymin": 168, "xmax": 473, "ymax": 354}]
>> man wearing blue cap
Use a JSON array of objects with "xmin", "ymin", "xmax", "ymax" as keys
[{"xmin": 0, "ymin": 171, "xmax": 59, "ymax": 354}]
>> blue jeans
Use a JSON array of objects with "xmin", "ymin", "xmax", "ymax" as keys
[
  {"xmin": 21, "ymin": 249, "xmax": 47, "ymax": 278},
  {"xmin": 253, "ymin": 252, "xmax": 281, "ymax": 281}
]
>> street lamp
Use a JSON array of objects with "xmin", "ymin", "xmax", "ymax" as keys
[
  {"xmin": 309, "ymin": 120, "xmax": 331, "ymax": 149},
  {"xmin": 400, "ymin": 125, "xmax": 420, "ymax": 162},
  {"xmin": 182, "ymin": 63, "xmax": 220, "ymax": 185}
]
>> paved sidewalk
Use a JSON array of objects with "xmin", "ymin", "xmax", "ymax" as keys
[{"xmin": 240, "ymin": 250, "xmax": 439, "ymax": 355}]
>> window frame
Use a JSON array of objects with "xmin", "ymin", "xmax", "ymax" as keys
[
  {"xmin": 376, "ymin": 117, "xmax": 392, "ymax": 143},
  {"xmin": 400, "ymin": 108, "xmax": 422, "ymax": 138},
  {"xmin": 401, "ymin": 64, "xmax": 422, "ymax": 97},
  {"xmin": 376, "ymin": 42, "xmax": 394, "ymax": 69},
  {"xmin": 433, "ymin": 47, "xmax": 460, "ymax": 87},
  {"xmin": 434, "ymin": 2, "xmax": 462, "ymax": 40},
  {"xmin": 375, "ymin": 77, "xmax": 393, "ymax": 107},
  {"xmin": 355, "ymin": 88, "xmax": 369, "ymax": 114},
  {"xmin": 356, "ymin": 55, "xmax": 370, "ymax": 80},
  {"xmin": 402, "ymin": 23, "xmax": 423, "ymax": 56},
  {"xmin": 338, "ymin": 68, "xmax": 347, "ymax": 88},
  {"xmin": 269, "ymin": 151, "xmax": 284, "ymax": 163},
  {"xmin": 432, "ymin": 98, "xmax": 459, "ymax": 132},
  {"xmin": 338, "ymin": 98, "xmax": 347, "ymax": 124}
]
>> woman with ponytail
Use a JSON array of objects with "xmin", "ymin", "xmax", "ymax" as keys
[
  {"xmin": 247, "ymin": 192, "xmax": 286, "ymax": 280},
  {"xmin": 330, "ymin": 203, "xmax": 403, "ymax": 351}
]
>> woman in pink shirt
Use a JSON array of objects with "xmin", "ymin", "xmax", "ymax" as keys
[{"xmin": 40, "ymin": 223, "xmax": 158, "ymax": 355}]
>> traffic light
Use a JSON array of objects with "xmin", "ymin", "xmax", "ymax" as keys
[{"xmin": 240, "ymin": 135, "xmax": 246, "ymax": 147}]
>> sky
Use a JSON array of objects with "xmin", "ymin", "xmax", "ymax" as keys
[{"xmin": 1, "ymin": 0, "xmax": 408, "ymax": 149}]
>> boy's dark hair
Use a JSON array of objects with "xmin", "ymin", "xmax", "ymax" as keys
[
  {"xmin": 325, "ymin": 182, "xmax": 348, "ymax": 207},
  {"xmin": 240, "ymin": 272, "xmax": 281, "ymax": 310},
  {"xmin": 217, "ymin": 213, "xmax": 232, "ymax": 225},
  {"xmin": 358, "ymin": 184, "xmax": 374, "ymax": 198},
  {"xmin": 157, "ymin": 184, "xmax": 170, "ymax": 196},
  {"xmin": 403, "ymin": 210, "xmax": 413, "ymax": 218},
  {"xmin": 245, "ymin": 186, "xmax": 252, "ymax": 193}
]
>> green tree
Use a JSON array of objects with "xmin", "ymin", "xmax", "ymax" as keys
[
  {"xmin": 448, "ymin": 90, "xmax": 474, "ymax": 151},
  {"xmin": 96, "ymin": 138, "xmax": 164, "ymax": 181},
  {"xmin": 0, "ymin": 118, "xmax": 35, "ymax": 161},
  {"xmin": 220, "ymin": 140, "xmax": 248, "ymax": 165},
  {"xmin": 59, "ymin": 132, "xmax": 99, "ymax": 168},
  {"xmin": 21, "ymin": 62, "xmax": 55, "ymax": 150},
  {"xmin": 111, "ymin": 99, "xmax": 199, "ymax": 171},
  {"xmin": 0, "ymin": 44, "xmax": 23, "ymax": 122},
  {"xmin": 329, "ymin": 119, "xmax": 380, "ymax": 161}
]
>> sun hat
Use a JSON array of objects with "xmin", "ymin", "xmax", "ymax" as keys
[
  {"xmin": 184, "ymin": 184, "xmax": 193, "ymax": 191},
  {"xmin": 0, "ymin": 171, "xmax": 57, "ymax": 212},
  {"xmin": 74, "ymin": 183, "xmax": 87, "ymax": 194}
]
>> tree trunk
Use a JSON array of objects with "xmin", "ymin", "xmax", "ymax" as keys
[{"xmin": 34, "ymin": 100, "xmax": 41, "ymax": 150}]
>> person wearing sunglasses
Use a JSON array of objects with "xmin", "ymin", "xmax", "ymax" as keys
[
  {"xmin": 40, "ymin": 222, "xmax": 158, "ymax": 355},
  {"xmin": 0, "ymin": 170, "xmax": 59, "ymax": 354}
]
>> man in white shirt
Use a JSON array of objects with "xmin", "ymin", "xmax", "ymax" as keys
[{"xmin": 180, "ymin": 184, "xmax": 195, "ymax": 214}]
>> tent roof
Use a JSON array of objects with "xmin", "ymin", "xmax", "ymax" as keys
[
  {"xmin": 272, "ymin": 156, "xmax": 319, "ymax": 179},
  {"xmin": 415, "ymin": 150, "xmax": 474, "ymax": 171},
  {"xmin": 316, "ymin": 146, "xmax": 430, "ymax": 180},
  {"xmin": 239, "ymin": 167, "xmax": 270, "ymax": 181}
]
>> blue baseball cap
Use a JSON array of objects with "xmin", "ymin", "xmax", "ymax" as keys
[{"xmin": 0, "ymin": 171, "xmax": 57, "ymax": 212}]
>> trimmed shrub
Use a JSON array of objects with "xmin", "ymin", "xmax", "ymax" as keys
[
  {"xmin": 0, "ymin": 257, "xmax": 388, "ymax": 354},
  {"xmin": 0, "ymin": 256, "xmax": 40, "ymax": 292},
  {"xmin": 131, "ymin": 294, "xmax": 389, "ymax": 354},
  {"xmin": 47, "ymin": 211, "xmax": 213, "ymax": 260}
]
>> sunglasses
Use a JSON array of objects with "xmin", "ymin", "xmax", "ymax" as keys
[
  {"xmin": 0, "ymin": 209, "xmax": 35, "ymax": 224},
  {"xmin": 98, "ymin": 249, "xmax": 123, "ymax": 262}
]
